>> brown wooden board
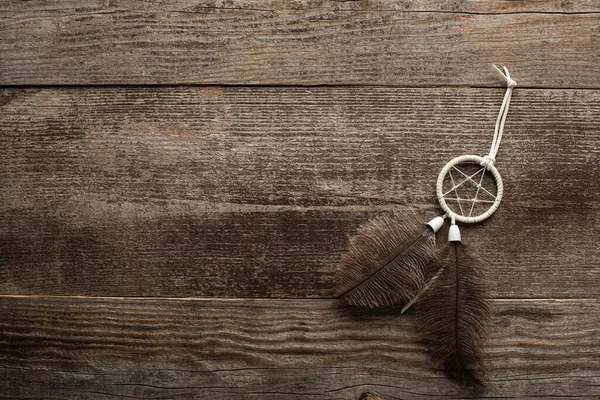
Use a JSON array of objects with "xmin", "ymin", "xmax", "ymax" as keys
[
  {"xmin": 4, "ymin": 0, "xmax": 600, "ymax": 14},
  {"xmin": 1, "ymin": 1, "xmax": 599, "ymax": 398},
  {"xmin": 1, "ymin": 1, "xmax": 599, "ymax": 87},
  {"xmin": 1, "ymin": 87, "xmax": 598, "ymax": 298},
  {"xmin": 0, "ymin": 296, "xmax": 598, "ymax": 399}
]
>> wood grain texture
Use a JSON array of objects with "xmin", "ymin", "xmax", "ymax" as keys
[
  {"xmin": 0, "ymin": 296, "xmax": 598, "ymax": 399},
  {"xmin": 1, "ymin": 1, "xmax": 599, "ymax": 87},
  {"xmin": 3, "ymin": 0, "xmax": 600, "ymax": 14},
  {"xmin": 2, "ymin": 2, "xmax": 598, "ymax": 398},
  {"xmin": 1, "ymin": 87, "xmax": 598, "ymax": 298}
]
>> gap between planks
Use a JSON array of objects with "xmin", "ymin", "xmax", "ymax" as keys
[
  {"xmin": 3, "ymin": 84, "xmax": 600, "ymax": 91},
  {"xmin": 0, "ymin": 294, "xmax": 597, "ymax": 302}
]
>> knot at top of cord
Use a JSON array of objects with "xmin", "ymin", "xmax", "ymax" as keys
[
  {"xmin": 480, "ymin": 155, "xmax": 496, "ymax": 170},
  {"xmin": 495, "ymin": 64, "xmax": 517, "ymax": 88}
]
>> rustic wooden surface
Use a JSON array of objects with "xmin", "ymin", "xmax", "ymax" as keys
[
  {"xmin": 1, "ymin": 297, "xmax": 599, "ymax": 399},
  {"xmin": 1, "ymin": 1, "xmax": 599, "ymax": 398},
  {"xmin": 1, "ymin": 0, "xmax": 599, "ymax": 87},
  {"xmin": 1, "ymin": 87, "xmax": 599, "ymax": 299}
]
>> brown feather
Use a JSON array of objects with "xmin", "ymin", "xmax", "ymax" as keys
[
  {"xmin": 416, "ymin": 241, "xmax": 492, "ymax": 384},
  {"xmin": 335, "ymin": 212, "xmax": 441, "ymax": 308}
]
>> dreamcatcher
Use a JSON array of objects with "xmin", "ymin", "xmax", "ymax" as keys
[{"xmin": 336, "ymin": 66, "xmax": 517, "ymax": 384}]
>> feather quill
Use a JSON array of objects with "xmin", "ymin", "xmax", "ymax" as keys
[
  {"xmin": 335, "ymin": 212, "xmax": 442, "ymax": 308},
  {"xmin": 416, "ymin": 240, "xmax": 492, "ymax": 384}
]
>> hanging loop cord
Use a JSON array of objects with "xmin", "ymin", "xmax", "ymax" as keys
[{"xmin": 482, "ymin": 65, "xmax": 517, "ymax": 170}]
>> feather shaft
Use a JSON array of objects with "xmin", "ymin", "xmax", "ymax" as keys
[
  {"xmin": 339, "ymin": 232, "xmax": 424, "ymax": 298},
  {"xmin": 416, "ymin": 241, "xmax": 492, "ymax": 384},
  {"xmin": 400, "ymin": 265, "xmax": 444, "ymax": 314},
  {"xmin": 335, "ymin": 212, "xmax": 442, "ymax": 308}
]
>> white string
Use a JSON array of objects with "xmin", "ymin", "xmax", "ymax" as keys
[
  {"xmin": 450, "ymin": 166, "xmax": 497, "ymax": 199},
  {"xmin": 443, "ymin": 198, "xmax": 495, "ymax": 204},
  {"xmin": 442, "ymin": 167, "xmax": 485, "ymax": 196},
  {"xmin": 483, "ymin": 65, "xmax": 517, "ymax": 170},
  {"xmin": 447, "ymin": 169, "xmax": 464, "ymax": 216},
  {"xmin": 468, "ymin": 167, "xmax": 487, "ymax": 217}
]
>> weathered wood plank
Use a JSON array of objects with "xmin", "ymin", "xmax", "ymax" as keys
[
  {"xmin": 1, "ymin": 87, "xmax": 598, "ymax": 298},
  {"xmin": 0, "ymin": 296, "xmax": 598, "ymax": 399},
  {"xmin": 1, "ymin": 1, "xmax": 598, "ymax": 87},
  {"xmin": 3, "ymin": 0, "xmax": 599, "ymax": 14}
]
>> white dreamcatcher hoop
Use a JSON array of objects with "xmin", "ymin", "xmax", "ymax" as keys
[
  {"xmin": 435, "ymin": 65, "xmax": 515, "ymax": 226},
  {"xmin": 436, "ymin": 154, "xmax": 503, "ymax": 224}
]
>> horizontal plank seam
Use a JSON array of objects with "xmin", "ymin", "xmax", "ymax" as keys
[
  {"xmin": 2, "ymin": 8, "xmax": 599, "ymax": 16},
  {"xmin": 2, "ymin": 84, "xmax": 600, "ymax": 90},
  {"xmin": 334, "ymin": 10, "xmax": 600, "ymax": 16},
  {"xmin": 0, "ymin": 295, "xmax": 597, "ymax": 302},
  {"xmin": 0, "ymin": 365, "xmax": 597, "ymax": 380},
  {"xmin": 0, "ymin": 203, "xmax": 594, "ymax": 215}
]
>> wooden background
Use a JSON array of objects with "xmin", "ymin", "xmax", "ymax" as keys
[{"xmin": 1, "ymin": 1, "xmax": 599, "ymax": 398}]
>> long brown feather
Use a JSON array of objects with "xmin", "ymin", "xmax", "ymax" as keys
[
  {"xmin": 335, "ymin": 212, "xmax": 441, "ymax": 308},
  {"xmin": 416, "ymin": 241, "xmax": 492, "ymax": 384}
]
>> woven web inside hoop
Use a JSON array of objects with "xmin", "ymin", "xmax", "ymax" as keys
[{"xmin": 436, "ymin": 155, "xmax": 503, "ymax": 224}]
